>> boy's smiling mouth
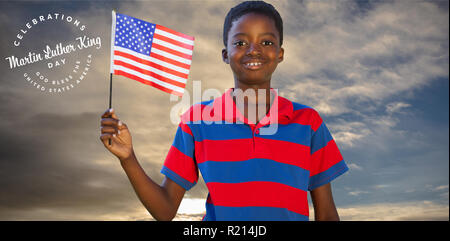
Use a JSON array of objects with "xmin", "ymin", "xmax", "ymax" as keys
[{"xmin": 243, "ymin": 60, "xmax": 264, "ymax": 70}]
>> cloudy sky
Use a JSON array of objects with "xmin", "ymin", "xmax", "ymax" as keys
[{"xmin": 0, "ymin": 0, "xmax": 448, "ymax": 221}]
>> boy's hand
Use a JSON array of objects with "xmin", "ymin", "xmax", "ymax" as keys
[{"xmin": 100, "ymin": 108, "xmax": 134, "ymax": 161}]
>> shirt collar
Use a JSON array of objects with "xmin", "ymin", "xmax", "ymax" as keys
[{"xmin": 215, "ymin": 88, "xmax": 294, "ymax": 126}]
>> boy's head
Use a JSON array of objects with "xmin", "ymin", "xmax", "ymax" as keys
[
  {"xmin": 222, "ymin": 1, "xmax": 284, "ymax": 87},
  {"xmin": 223, "ymin": 1, "xmax": 283, "ymax": 47}
]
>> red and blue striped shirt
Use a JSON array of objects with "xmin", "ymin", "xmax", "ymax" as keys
[{"xmin": 161, "ymin": 88, "xmax": 349, "ymax": 221}]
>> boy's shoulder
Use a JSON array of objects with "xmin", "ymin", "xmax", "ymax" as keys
[
  {"xmin": 289, "ymin": 98, "xmax": 312, "ymax": 112},
  {"xmin": 280, "ymin": 96, "xmax": 324, "ymax": 130},
  {"xmin": 179, "ymin": 98, "xmax": 217, "ymax": 123},
  {"xmin": 188, "ymin": 99, "xmax": 216, "ymax": 113}
]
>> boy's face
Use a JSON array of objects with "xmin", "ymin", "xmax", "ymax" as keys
[{"xmin": 223, "ymin": 13, "xmax": 284, "ymax": 88}]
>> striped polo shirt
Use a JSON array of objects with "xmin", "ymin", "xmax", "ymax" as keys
[{"xmin": 161, "ymin": 88, "xmax": 349, "ymax": 221}]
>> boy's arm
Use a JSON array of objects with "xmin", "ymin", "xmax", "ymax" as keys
[
  {"xmin": 100, "ymin": 109, "xmax": 186, "ymax": 221},
  {"xmin": 310, "ymin": 183, "xmax": 340, "ymax": 221},
  {"xmin": 120, "ymin": 153, "xmax": 186, "ymax": 221}
]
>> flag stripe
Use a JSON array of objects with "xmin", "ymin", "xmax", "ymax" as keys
[
  {"xmin": 114, "ymin": 55, "xmax": 186, "ymax": 83},
  {"xmin": 154, "ymin": 28, "xmax": 194, "ymax": 46},
  {"xmin": 150, "ymin": 51, "xmax": 191, "ymax": 69},
  {"xmin": 151, "ymin": 43, "xmax": 192, "ymax": 60},
  {"xmin": 114, "ymin": 48, "xmax": 189, "ymax": 78},
  {"xmin": 114, "ymin": 46, "xmax": 190, "ymax": 74},
  {"xmin": 113, "ymin": 65, "xmax": 185, "ymax": 93},
  {"xmin": 153, "ymin": 33, "xmax": 194, "ymax": 50},
  {"xmin": 114, "ymin": 60, "xmax": 186, "ymax": 88},
  {"xmin": 151, "ymin": 47, "xmax": 192, "ymax": 65},
  {"xmin": 114, "ymin": 54, "xmax": 187, "ymax": 83},
  {"xmin": 114, "ymin": 69, "xmax": 184, "ymax": 96},
  {"xmin": 156, "ymin": 24, "xmax": 195, "ymax": 41},
  {"xmin": 153, "ymin": 38, "xmax": 193, "ymax": 55}
]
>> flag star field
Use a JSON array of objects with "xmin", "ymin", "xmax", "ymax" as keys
[{"xmin": 115, "ymin": 13, "xmax": 155, "ymax": 55}]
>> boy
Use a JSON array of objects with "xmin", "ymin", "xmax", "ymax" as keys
[{"xmin": 100, "ymin": 1, "xmax": 348, "ymax": 221}]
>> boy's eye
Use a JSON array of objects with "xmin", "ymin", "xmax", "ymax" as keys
[
  {"xmin": 262, "ymin": 40, "xmax": 274, "ymax": 46},
  {"xmin": 233, "ymin": 41, "xmax": 247, "ymax": 46}
]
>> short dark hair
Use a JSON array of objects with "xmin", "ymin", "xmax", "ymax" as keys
[{"xmin": 223, "ymin": 1, "xmax": 283, "ymax": 47}]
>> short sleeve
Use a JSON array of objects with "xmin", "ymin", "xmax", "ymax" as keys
[
  {"xmin": 308, "ymin": 113, "xmax": 349, "ymax": 191},
  {"xmin": 161, "ymin": 122, "xmax": 198, "ymax": 190}
]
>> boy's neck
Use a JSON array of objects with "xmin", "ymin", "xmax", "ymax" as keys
[
  {"xmin": 233, "ymin": 81, "xmax": 272, "ymax": 104},
  {"xmin": 232, "ymin": 82, "xmax": 274, "ymax": 124}
]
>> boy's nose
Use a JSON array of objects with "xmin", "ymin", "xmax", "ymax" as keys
[{"xmin": 246, "ymin": 43, "xmax": 262, "ymax": 56}]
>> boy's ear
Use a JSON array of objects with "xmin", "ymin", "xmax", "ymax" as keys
[
  {"xmin": 278, "ymin": 47, "xmax": 284, "ymax": 63},
  {"xmin": 222, "ymin": 48, "xmax": 229, "ymax": 64}
]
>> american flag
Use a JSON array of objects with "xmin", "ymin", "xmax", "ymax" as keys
[{"xmin": 110, "ymin": 11, "xmax": 194, "ymax": 96}]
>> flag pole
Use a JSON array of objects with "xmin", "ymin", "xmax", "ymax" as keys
[
  {"xmin": 109, "ymin": 9, "xmax": 117, "ymax": 146},
  {"xmin": 109, "ymin": 73, "xmax": 112, "ymax": 109},
  {"xmin": 109, "ymin": 73, "xmax": 113, "ymax": 109},
  {"xmin": 108, "ymin": 73, "xmax": 112, "ymax": 145}
]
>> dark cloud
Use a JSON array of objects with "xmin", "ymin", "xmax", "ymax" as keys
[{"xmin": 0, "ymin": 111, "xmax": 127, "ymax": 217}]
